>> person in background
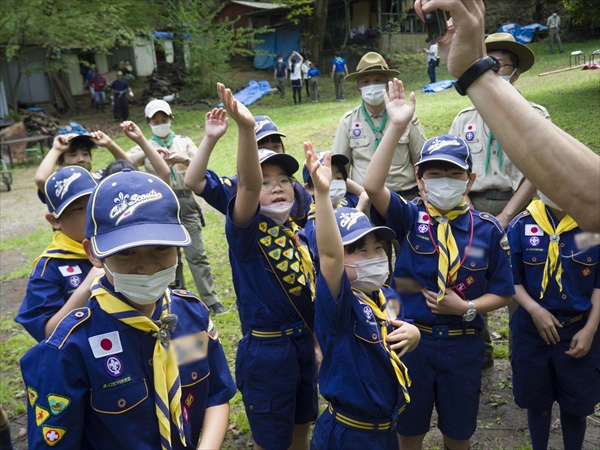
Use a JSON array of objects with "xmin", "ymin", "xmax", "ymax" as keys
[
  {"xmin": 0, "ymin": 405, "xmax": 14, "ymax": 450},
  {"xmin": 308, "ymin": 62, "xmax": 321, "ymax": 103},
  {"xmin": 91, "ymin": 69, "xmax": 107, "ymax": 112},
  {"xmin": 331, "ymin": 51, "xmax": 349, "ymax": 101},
  {"xmin": 289, "ymin": 50, "xmax": 304, "ymax": 105},
  {"xmin": 423, "ymin": 42, "xmax": 438, "ymax": 83},
  {"xmin": 110, "ymin": 71, "xmax": 133, "ymax": 122},
  {"xmin": 508, "ymin": 192, "xmax": 599, "ymax": 450},
  {"xmin": 302, "ymin": 55, "xmax": 311, "ymax": 97},
  {"xmin": 83, "ymin": 65, "xmax": 96, "ymax": 108},
  {"xmin": 274, "ymin": 54, "xmax": 288, "ymax": 99},
  {"xmin": 547, "ymin": 8, "xmax": 564, "ymax": 54}
]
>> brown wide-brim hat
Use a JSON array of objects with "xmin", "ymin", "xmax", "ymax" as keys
[
  {"xmin": 485, "ymin": 33, "xmax": 535, "ymax": 73},
  {"xmin": 345, "ymin": 52, "xmax": 400, "ymax": 82}
]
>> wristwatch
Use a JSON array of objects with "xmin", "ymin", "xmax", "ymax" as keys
[
  {"xmin": 454, "ymin": 56, "xmax": 500, "ymax": 96},
  {"xmin": 463, "ymin": 300, "xmax": 477, "ymax": 322}
]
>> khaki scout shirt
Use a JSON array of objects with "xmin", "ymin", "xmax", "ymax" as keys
[
  {"xmin": 331, "ymin": 104, "xmax": 426, "ymax": 193},
  {"xmin": 127, "ymin": 135, "xmax": 196, "ymax": 191},
  {"xmin": 449, "ymin": 103, "xmax": 550, "ymax": 193}
]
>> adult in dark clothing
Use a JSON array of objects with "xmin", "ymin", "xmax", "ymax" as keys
[{"xmin": 110, "ymin": 71, "xmax": 133, "ymax": 121}]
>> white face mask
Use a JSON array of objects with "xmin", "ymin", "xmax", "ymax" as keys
[
  {"xmin": 345, "ymin": 255, "xmax": 389, "ymax": 294},
  {"xmin": 150, "ymin": 122, "xmax": 171, "ymax": 138},
  {"xmin": 329, "ymin": 179, "xmax": 347, "ymax": 206},
  {"xmin": 360, "ymin": 83, "xmax": 386, "ymax": 106},
  {"xmin": 104, "ymin": 263, "xmax": 176, "ymax": 305},
  {"xmin": 538, "ymin": 191, "xmax": 562, "ymax": 211},
  {"xmin": 424, "ymin": 177, "xmax": 468, "ymax": 211},
  {"xmin": 260, "ymin": 201, "xmax": 293, "ymax": 225},
  {"xmin": 500, "ymin": 68, "xmax": 517, "ymax": 84}
]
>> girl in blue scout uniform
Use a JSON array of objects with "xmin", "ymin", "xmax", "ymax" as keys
[
  {"xmin": 20, "ymin": 170, "xmax": 236, "ymax": 449},
  {"xmin": 184, "ymin": 110, "xmax": 312, "ymax": 226},
  {"xmin": 304, "ymin": 143, "xmax": 419, "ymax": 450},
  {"xmin": 508, "ymin": 192, "xmax": 600, "ymax": 450},
  {"xmin": 217, "ymin": 83, "xmax": 318, "ymax": 450},
  {"xmin": 16, "ymin": 166, "xmax": 100, "ymax": 342},
  {"xmin": 363, "ymin": 79, "xmax": 514, "ymax": 450}
]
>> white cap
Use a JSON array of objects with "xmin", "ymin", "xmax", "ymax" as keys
[{"xmin": 144, "ymin": 99, "xmax": 173, "ymax": 119}]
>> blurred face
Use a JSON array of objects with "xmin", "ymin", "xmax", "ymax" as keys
[
  {"xmin": 259, "ymin": 163, "xmax": 295, "ymax": 206},
  {"xmin": 148, "ymin": 111, "xmax": 172, "ymax": 126},
  {"xmin": 61, "ymin": 148, "xmax": 92, "ymax": 168},
  {"xmin": 343, "ymin": 233, "xmax": 385, "ymax": 282},
  {"xmin": 102, "ymin": 246, "xmax": 178, "ymax": 283},
  {"xmin": 55, "ymin": 196, "xmax": 90, "ymax": 242},
  {"xmin": 258, "ymin": 136, "xmax": 284, "ymax": 154},
  {"xmin": 356, "ymin": 73, "xmax": 388, "ymax": 89}
]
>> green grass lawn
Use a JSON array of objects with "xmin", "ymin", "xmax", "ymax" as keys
[{"xmin": 1, "ymin": 37, "xmax": 599, "ymax": 445}]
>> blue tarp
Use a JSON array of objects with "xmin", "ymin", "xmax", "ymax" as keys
[
  {"xmin": 497, "ymin": 23, "xmax": 548, "ymax": 44},
  {"xmin": 218, "ymin": 80, "xmax": 273, "ymax": 107},
  {"xmin": 421, "ymin": 80, "xmax": 455, "ymax": 93},
  {"xmin": 254, "ymin": 27, "xmax": 300, "ymax": 70}
]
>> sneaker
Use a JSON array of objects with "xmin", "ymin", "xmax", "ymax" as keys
[{"xmin": 210, "ymin": 302, "xmax": 228, "ymax": 315}]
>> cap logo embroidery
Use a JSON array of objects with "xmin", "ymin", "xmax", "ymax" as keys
[
  {"xmin": 54, "ymin": 172, "xmax": 81, "ymax": 200},
  {"xmin": 254, "ymin": 119, "xmax": 272, "ymax": 133},
  {"xmin": 339, "ymin": 211, "xmax": 362, "ymax": 230},
  {"xmin": 426, "ymin": 137, "xmax": 463, "ymax": 153},
  {"xmin": 110, "ymin": 190, "xmax": 163, "ymax": 225}
]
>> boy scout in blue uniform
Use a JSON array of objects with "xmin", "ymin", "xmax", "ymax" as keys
[
  {"xmin": 304, "ymin": 143, "xmax": 419, "ymax": 450},
  {"xmin": 363, "ymin": 79, "xmax": 514, "ymax": 450},
  {"xmin": 16, "ymin": 166, "xmax": 98, "ymax": 342},
  {"xmin": 508, "ymin": 193, "xmax": 600, "ymax": 450},
  {"xmin": 20, "ymin": 170, "xmax": 236, "ymax": 449},
  {"xmin": 217, "ymin": 83, "xmax": 318, "ymax": 450}
]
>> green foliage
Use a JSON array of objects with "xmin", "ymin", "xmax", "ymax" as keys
[{"xmin": 561, "ymin": 0, "xmax": 600, "ymax": 26}]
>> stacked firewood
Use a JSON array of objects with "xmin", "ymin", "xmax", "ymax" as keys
[
  {"xmin": 19, "ymin": 109, "xmax": 61, "ymax": 135},
  {"xmin": 143, "ymin": 62, "xmax": 187, "ymax": 100}
]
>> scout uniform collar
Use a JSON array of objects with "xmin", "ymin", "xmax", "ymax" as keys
[{"xmin": 360, "ymin": 101, "xmax": 387, "ymax": 151}]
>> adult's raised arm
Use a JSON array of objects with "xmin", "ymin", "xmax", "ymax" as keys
[{"xmin": 415, "ymin": 0, "xmax": 600, "ymax": 231}]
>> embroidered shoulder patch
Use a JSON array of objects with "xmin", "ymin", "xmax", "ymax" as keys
[
  {"xmin": 28, "ymin": 386, "xmax": 39, "ymax": 407},
  {"xmin": 42, "ymin": 425, "xmax": 66, "ymax": 446},
  {"xmin": 48, "ymin": 394, "xmax": 71, "ymax": 416}
]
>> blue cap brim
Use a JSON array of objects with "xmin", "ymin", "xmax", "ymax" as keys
[{"xmin": 342, "ymin": 225, "xmax": 395, "ymax": 245}]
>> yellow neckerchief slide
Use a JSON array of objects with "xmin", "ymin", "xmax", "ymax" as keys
[
  {"xmin": 426, "ymin": 200, "xmax": 470, "ymax": 301},
  {"xmin": 92, "ymin": 285, "xmax": 186, "ymax": 450},
  {"xmin": 527, "ymin": 200, "xmax": 577, "ymax": 298},
  {"xmin": 352, "ymin": 288, "xmax": 411, "ymax": 404}
]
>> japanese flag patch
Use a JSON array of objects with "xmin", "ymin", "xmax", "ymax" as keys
[
  {"xmin": 525, "ymin": 224, "xmax": 544, "ymax": 236},
  {"xmin": 88, "ymin": 331, "xmax": 123, "ymax": 359},
  {"xmin": 58, "ymin": 265, "xmax": 82, "ymax": 277}
]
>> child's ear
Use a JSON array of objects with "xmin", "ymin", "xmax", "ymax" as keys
[
  {"xmin": 82, "ymin": 239, "xmax": 103, "ymax": 268},
  {"xmin": 466, "ymin": 172, "xmax": 477, "ymax": 194},
  {"xmin": 45, "ymin": 214, "xmax": 61, "ymax": 231}
]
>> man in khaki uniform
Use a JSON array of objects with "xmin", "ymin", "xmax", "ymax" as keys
[
  {"xmin": 449, "ymin": 33, "xmax": 551, "ymax": 368},
  {"xmin": 331, "ymin": 52, "xmax": 426, "ymax": 199},
  {"xmin": 127, "ymin": 100, "xmax": 227, "ymax": 315}
]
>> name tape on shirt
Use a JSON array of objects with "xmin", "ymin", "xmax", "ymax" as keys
[
  {"xmin": 58, "ymin": 264, "xmax": 82, "ymax": 277},
  {"xmin": 88, "ymin": 331, "xmax": 123, "ymax": 359},
  {"xmin": 525, "ymin": 224, "xmax": 544, "ymax": 236}
]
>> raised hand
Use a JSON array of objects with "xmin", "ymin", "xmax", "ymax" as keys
[
  {"xmin": 217, "ymin": 83, "xmax": 255, "ymax": 129},
  {"xmin": 383, "ymin": 78, "xmax": 416, "ymax": 127},
  {"xmin": 205, "ymin": 108, "xmax": 229, "ymax": 140},
  {"xmin": 303, "ymin": 142, "xmax": 331, "ymax": 196},
  {"xmin": 118, "ymin": 121, "xmax": 144, "ymax": 143}
]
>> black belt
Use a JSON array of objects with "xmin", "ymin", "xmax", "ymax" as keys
[
  {"xmin": 471, "ymin": 189, "xmax": 513, "ymax": 201},
  {"xmin": 250, "ymin": 321, "xmax": 307, "ymax": 339},
  {"xmin": 326, "ymin": 404, "xmax": 403, "ymax": 434},
  {"xmin": 172, "ymin": 189, "xmax": 191, "ymax": 198},
  {"xmin": 415, "ymin": 323, "xmax": 478, "ymax": 338},
  {"xmin": 394, "ymin": 185, "xmax": 420, "ymax": 197},
  {"xmin": 553, "ymin": 312, "xmax": 589, "ymax": 327}
]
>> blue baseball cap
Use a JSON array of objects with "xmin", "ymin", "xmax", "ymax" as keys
[
  {"xmin": 254, "ymin": 116, "xmax": 286, "ymax": 142},
  {"xmin": 85, "ymin": 170, "xmax": 191, "ymax": 258},
  {"xmin": 302, "ymin": 151, "xmax": 349, "ymax": 183},
  {"xmin": 45, "ymin": 166, "xmax": 97, "ymax": 218},
  {"xmin": 258, "ymin": 148, "xmax": 298, "ymax": 176},
  {"xmin": 334, "ymin": 207, "xmax": 395, "ymax": 245},
  {"xmin": 415, "ymin": 134, "xmax": 473, "ymax": 172},
  {"xmin": 55, "ymin": 120, "xmax": 94, "ymax": 147}
]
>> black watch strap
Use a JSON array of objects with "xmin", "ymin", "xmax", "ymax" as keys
[{"xmin": 454, "ymin": 56, "xmax": 500, "ymax": 96}]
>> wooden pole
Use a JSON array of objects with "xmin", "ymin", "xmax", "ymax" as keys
[{"xmin": 538, "ymin": 65, "xmax": 585, "ymax": 76}]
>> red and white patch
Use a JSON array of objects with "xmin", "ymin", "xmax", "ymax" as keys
[
  {"xmin": 464, "ymin": 123, "xmax": 476, "ymax": 134},
  {"xmin": 88, "ymin": 331, "xmax": 123, "ymax": 359},
  {"xmin": 418, "ymin": 211, "xmax": 430, "ymax": 224},
  {"xmin": 525, "ymin": 224, "xmax": 544, "ymax": 236},
  {"xmin": 58, "ymin": 265, "xmax": 82, "ymax": 277}
]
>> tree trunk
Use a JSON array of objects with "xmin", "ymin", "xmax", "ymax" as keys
[{"xmin": 311, "ymin": 0, "xmax": 329, "ymax": 65}]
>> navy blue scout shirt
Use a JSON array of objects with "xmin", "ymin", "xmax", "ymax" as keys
[
  {"xmin": 20, "ymin": 277, "xmax": 236, "ymax": 449},
  {"xmin": 225, "ymin": 200, "xmax": 313, "ymax": 336},
  {"xmin": 16, "ymin": 257, "xmax": 94, "ymax": 342},
  {"xmin": 371, "ymin": 194, "xmax": 514, "ymax": 329},
  {"xmin": 315, "ymin": 274, "xmax": 407, "ymax": 418},
  {"xmin": 509, "ymin": 209, "xmax": 600, "ymax": 313}
]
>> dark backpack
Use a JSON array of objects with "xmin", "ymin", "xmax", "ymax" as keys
[{"xmin": 275, "ymin": 61, "xmax": 286, "ymax": 78}]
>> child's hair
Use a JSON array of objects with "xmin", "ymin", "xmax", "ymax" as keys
[
  {"xmin": 57, "ymin": 141, "xmax": 93, "ymax": 165},
  {"xmin": 416, "ymin": 160, "xmax": 471, "ymax": 179},
  {"xmin": 257, "ymin": 135, "xmax": 285, "ymax": 153},
  {"xmin": 105, "ymin": 159, "xmax": 137, "ymax": 176},
  {"xmin": 344, "ymin": 235, "xmax": 369, "ymax": 255}
]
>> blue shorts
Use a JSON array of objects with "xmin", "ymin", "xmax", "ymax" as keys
[
  {"xmin": 396, "ymin": 329, "xmax": 484, "ymax": 440},
  {"xmin": 511, "ymin": 307, "xmax": 600, "ymax": 416},
  {"xmin": 235, "ymin": 332, "xmax": 318, "ymax": 449},
  {"xmin": 310, "ymin": 407, "xmax": 399, "ymax": 450}
]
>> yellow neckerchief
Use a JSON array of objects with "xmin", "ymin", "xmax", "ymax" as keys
[
  {"xmin": 33, "ymin": 231, "xmax": 87, "ymax": 267},
  {"xmin": 286, "ymin": 220, "xmax": 316, "ymax": 302},
  {"xmin": 427, "ymin": 200, "xmax": 470, "ymax": 301},
  {"xmin": 352, "ymin": 288, "xmax": 411, "ymax": 403},
  {"xmin": 527, "ymin": 200, "xmax": 577, "ymax": 298},
  {"xmin": 92, "ymin": 284, "xmax": 186, "ymax": 450}
]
